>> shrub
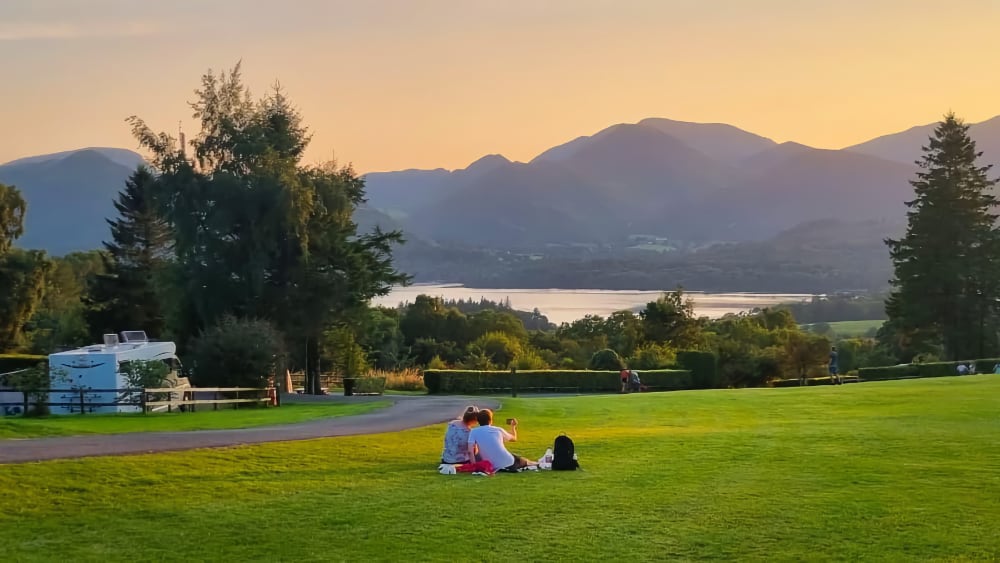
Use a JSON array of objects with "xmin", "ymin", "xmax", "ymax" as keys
[
  {"xmin": 370, "ymin": 368, "xmax": 426, "ymax": 392},
  {"xmin": 191, "ymin": 316, "xmax": 284, "ymax": 387},
  {"xmin": 3, "ymin": 362, "xmax": 68, "ymax": 416},
  {"xmin": 771, "ymin": 376, "xmax": 844, "ymax": 387},
  {"xmin": 675, "ymin": 350, "xmax": 719, "ymax": 389},
  {"xmin": 858, "ymin": 357, "xmax": 1000, "ymax": 381},
  {"xmin": 427, "ymin": 355, "xmax": 448, "ymax": 370},
  {"xmin": 118, "ymin": 359, "xmax": 171, "ymax": 405},
  {"xmin": 513, "ymin": 348, "xmax": 549, "ymax": 370},
  {"xmin": 422, "ymin": 369, "xmax": 692, "ymax": 394},
  {"xmin": 628, "ymin": 343, "xmax": 676, "ymax": 370},
  {"xmin": 323, "ymin": 327, "xmax": 368, "ymax": 376},
  {"xmin": 470, "ymin": 331, "xmax": 523, "ymax": 368},
  {"xmin": 0, "ymin": 354, "xmax": 46, "ymax": 374},
  {"xmin": 857, "ymin": 364, "xmax": 918, "ymax": 381},
  {"xmin": 589, "ymin": 348, "xmax": 625, "ymax": 371}
]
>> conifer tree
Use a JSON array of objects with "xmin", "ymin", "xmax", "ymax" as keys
[
  {"xmin": 84, "ymin": 167, "xmax": 172, "ymax": 339},
  {"xmin": 885, "ymin": 113, "xmax": 1000, "ymax": 360}
]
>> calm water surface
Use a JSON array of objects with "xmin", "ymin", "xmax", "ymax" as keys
[{"xmin": 372, "ymin": 284, "xmax": 812, "ymax": 325}]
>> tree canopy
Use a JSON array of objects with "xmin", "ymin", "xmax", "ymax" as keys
[{"xmin": 127, "ymin": 63, "xmax": 408, "ymax": 392}]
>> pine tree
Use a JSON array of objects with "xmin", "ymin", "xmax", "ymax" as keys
[
  {"xmin": 885, "ymin": 113, "xmax": 1000, "ymax": 360},
  {"xmin": 84, "ymin": 167, "xmax": 172, "ymax": 339}
]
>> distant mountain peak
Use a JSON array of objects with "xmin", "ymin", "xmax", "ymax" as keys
[
  {"xmin": 531, "ymin": 117, "xmax": 777, "ymax": 166},
  {"xmin": 1, "ymin": 147, "xmax": 145, "ymax": 171},
  {"xmin": 465, "ymin": 153, "xmax": 511, "ymax": 171}
]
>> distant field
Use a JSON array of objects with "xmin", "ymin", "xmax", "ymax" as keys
[
  {"xmin": 0, "ymin": 401, "xmax": 388, "ymax": 439},
  {"xmin": 1, "ymin": 377, "xmax": 998, "ymax": 560},
  {"xmin": 803, "ymin": 319, "xmax": 884, "ymax": 337}
]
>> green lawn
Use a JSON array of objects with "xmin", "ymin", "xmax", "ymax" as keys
[
  {"xmin": 1, "ymin": 377, "xmax": 999, "ymax": 561},
  {"xmin": 0, "ymin": 401, "xmax": 388, "ymax": 439},
  {"xmin": 803, "ymin": 319, "xmax": 884, "ymax": 337}
]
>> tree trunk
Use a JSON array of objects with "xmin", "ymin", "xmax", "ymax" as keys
[{"xmin": 306, "ymin": 335, "xmax": 321, "ymax": 395}]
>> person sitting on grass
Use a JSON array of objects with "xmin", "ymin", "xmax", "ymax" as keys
[
  {"xmin": 441, "ymin": 406, "xmax": 480, "ymax": 464},
  {"xmin": 467, "ymin": 409, "xmax": 537, "ymax": 473}
]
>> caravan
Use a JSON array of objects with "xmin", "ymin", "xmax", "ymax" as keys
[{"xmin": 47, "ymin": 331, "xmax": 181, "ymax": 414}]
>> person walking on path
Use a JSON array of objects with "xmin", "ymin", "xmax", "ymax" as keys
[{"xmin": 829, "ymin": 346, "xmax": 841, "ymax": 385}]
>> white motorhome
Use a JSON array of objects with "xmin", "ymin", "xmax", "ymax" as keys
[{"xmin": 47, "ymin": 331, "xmax": 180, "ymax": 414}]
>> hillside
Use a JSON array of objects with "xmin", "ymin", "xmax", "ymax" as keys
[
  {"xmin": 363, "ymin": 116, "xmax": 944, "ymax": 246},
  {"xmin": 846, "ymin": 115, "xmax": 1000, "ymax": 168},
  {"xmin": 6, "ymin": 113, "xmax": 996, "ymax": 292},
  {"xmin": 0, "ymin": 149, "xmax": 138, "ymax": 255}
]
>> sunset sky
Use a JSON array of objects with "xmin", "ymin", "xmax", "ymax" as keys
[{"xmin": 2, "ymin": 0, "xmax": 998, "ymax": 173}]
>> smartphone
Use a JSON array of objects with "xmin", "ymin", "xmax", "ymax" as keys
[{"xmin": 506, "ymin": 418, "xmax": 515, "ymax": 425}]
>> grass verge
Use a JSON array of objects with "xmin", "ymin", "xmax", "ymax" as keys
[{"xmin": 0, "ymin": 401, "xmax": 389, "ymax": 439}]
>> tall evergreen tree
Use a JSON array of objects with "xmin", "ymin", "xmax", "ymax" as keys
[
  {"xmin": 885, "ymin": 113, "xmax": 1000, "ymax": 360},
  {"xmin": 84, "ymin": 167, "xmax": 172, "ymax": 339},
  {"xmin": 128, "ymin": 64, "xmax": 408, "ymax": 393}
]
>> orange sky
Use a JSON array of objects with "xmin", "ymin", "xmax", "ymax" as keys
[{"xmin": 1, "ymin": 0, "xmax": 998, "ymax": 172}]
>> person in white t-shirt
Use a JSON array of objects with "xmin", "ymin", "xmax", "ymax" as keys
[{"xmin": 466, "ymin": 409, "xmax": 537, "ymax": 472}]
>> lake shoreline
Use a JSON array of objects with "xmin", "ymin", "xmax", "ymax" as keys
[{"xmin": 373, "ymin": 284, "xmax": 814, "ymax": 325}]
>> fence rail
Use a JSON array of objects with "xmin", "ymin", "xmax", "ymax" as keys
[
  {"xmin": 288, "ymin": 372, "xmax": 344, "ymax": 392},
  {"xmin": 0, "ymin": 386, "xmax": 275, "ymax": 415}
]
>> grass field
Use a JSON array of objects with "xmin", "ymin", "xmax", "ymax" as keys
[
  {"xmin": 803, "ymin": 319, "xmax": 884, "ymax": 337},
  {"xmin": 0, "ymin": 401, "xmax": 388, "ymax": 439},
  {"xmin": 1, "ymin": 377, "xmax": 998, "ymax": 561}
]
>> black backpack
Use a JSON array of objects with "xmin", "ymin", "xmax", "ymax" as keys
[{"xmin": 551, "ymin": 434, "xmax": 579, "ymax": 471}]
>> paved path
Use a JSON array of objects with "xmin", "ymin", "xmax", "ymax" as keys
[{"xmin": 0, "ymin": 395, "xmax": 501, "ymax": 465}]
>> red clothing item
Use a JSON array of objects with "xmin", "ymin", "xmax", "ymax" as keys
[{"xmin": 456, "ymin": 460, "xmax": 495, "ymax": 474}]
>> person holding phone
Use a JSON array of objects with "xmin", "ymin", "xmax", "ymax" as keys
[{"xmin": 467, "ymin": 409, "xmax": 537, "ymax": 472}]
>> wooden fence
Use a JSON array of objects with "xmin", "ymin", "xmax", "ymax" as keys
[
  {"xmin": 288, "ymin": 372, "xmax": 343, "ymax": 392},
  {"xmin": 142, "ymin": 386, "xmax": 274, "ymax": 413},
  {"xmin": 0, "ymin": 386, "xmax": 275, "ymax": 415}
]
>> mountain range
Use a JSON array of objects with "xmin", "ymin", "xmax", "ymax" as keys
[
  {"xmin": 3, "ymin": 115, "xmax": 999, "ymax": 292},
  {"xmin": 363, "ymin": 115, "xmax": 1000, "ymax": 246}
]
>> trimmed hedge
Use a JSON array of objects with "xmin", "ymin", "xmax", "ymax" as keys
[
  {"xmin": 771, "ymin": 376, "xmax": 853, "ymax": 388},
  {"xmin": 676, "ymin": 350, "xmax": 718, "ymax": 389},
  {"xmin": 423, "ymin": 369, "xmax": 693, "ymax": 395},
  {"xmin": 859, "ymin": 357, "xmax": 1000, "ymax": 381},
  {"xmin": 0, "ymin": 354, "xmax": 46, "ymax": 374}
]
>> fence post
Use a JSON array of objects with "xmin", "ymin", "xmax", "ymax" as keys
[
  {"xmin": 140, "ymin": 389, "xmax": 147, "ymax": 414},
  {"xmin": 79, "ymin": 388, "xmax": 86, "ymax": 414},
  {"xmin": 511, "ymin": 367, "xmax": 517, "ymax": 398},
  {"xmin": 214, "ymin": 390, "xmax": 219, "ymax": 411},
  {"xmin": 22, "ymin": 391, "xmax": 28, "ymax": 415}
]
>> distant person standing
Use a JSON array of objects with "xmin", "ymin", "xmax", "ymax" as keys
[{"xmin": 829, "ymin": 346, "xmax": 841, "ymax": 385}]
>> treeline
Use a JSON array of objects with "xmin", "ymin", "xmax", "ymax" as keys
[
  {"xmin": 775, "ymin": 295, "xmax": 888, "ymax": 324},
  {"xmin": 0, "ymin": 64, "xmax": 406, "ymax": 395},
  {"xmin": 386, "ymin": 291, "xmax": 868, "ymax": 388}
]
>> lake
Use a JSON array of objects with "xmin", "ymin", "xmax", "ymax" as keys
[{"xmin": 372, "ymin": 284, "xmax": 812, "ymax": 325}]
